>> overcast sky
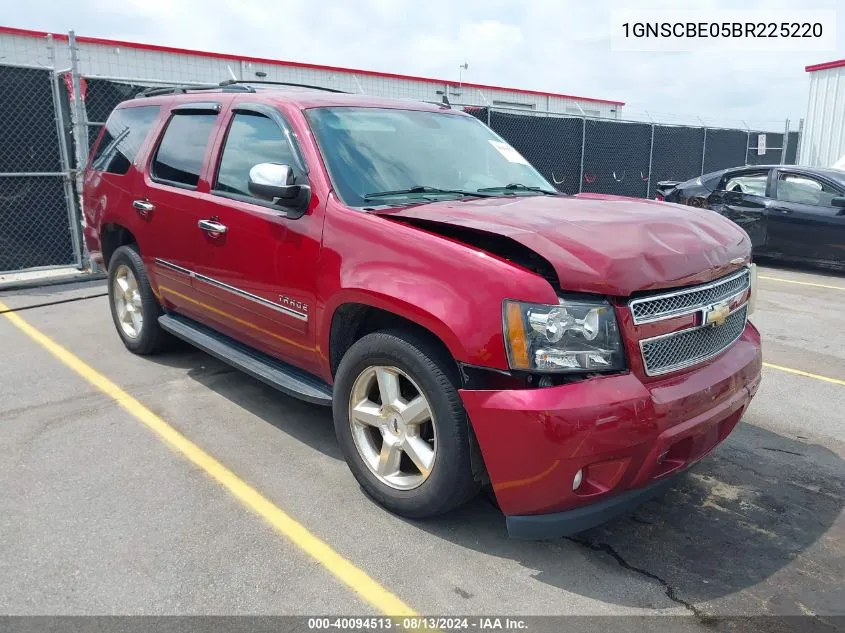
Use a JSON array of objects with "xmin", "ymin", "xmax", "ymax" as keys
[{"xmin": 5, "ymin": 0, "xmax": 844, "ymax": 129}]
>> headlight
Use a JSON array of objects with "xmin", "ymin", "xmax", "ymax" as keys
[
  {"xmin": 503, "ymin": 298, "xmax": 624, "ymax": 373},
  {"xmin": 747, "ymin": 263, "xmax": 757, "ymax": 316}
]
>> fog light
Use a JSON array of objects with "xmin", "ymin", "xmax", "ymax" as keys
[{"xmin": 572, "ymin": 469, "xmax": 583, "ymax": 491}]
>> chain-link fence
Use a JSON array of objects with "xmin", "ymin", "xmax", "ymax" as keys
[
  {"xmin": 0, "ymin": 29, "xmax": 802, "ymax": 275},
  {"xmin": 467, "ymin": 106, "xmax": 799, "ymax": 198},
  {"xmin": 0, "ymin": 51, "xmax": 80, "ymax": 274},
  {"xmin": 83, "ymin": 78, "xmax": 149, "ymax": 150}
]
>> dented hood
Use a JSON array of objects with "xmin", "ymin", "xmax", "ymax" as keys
[{"xmin": 374, "ymin": 193, "xmax": 751, "ymax": 296}]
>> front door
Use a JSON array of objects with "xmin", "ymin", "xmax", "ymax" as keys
[
  {"xmin": 189, "ymin": 104, "xmax": 323, "ymax": 373},
  {"xmin": 767, "ymin": 170, "xmax": 845, "ymax": 264}
]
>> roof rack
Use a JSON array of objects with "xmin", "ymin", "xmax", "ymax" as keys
[
  {"xmin": 218, "ymin": 79, "xmax": 347, "ymax": 93},
  {"xmin": 135, "ymin": 83, "xmax": 255, "ymax": 98},
  {"xmin": 421, "ymin": 100, "xmax": 451, "ymax": 110},
  {"xmin": 135, "ymin": 79, "xmax": 347, "ymax": 99}
]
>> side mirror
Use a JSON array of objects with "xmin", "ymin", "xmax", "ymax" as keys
[
  {"xmin": 831, "ymin": 196, "xmax": 845, "ymax": 212},
  {"xmin": 248, "ymin": 163, "xmax": 311, "ymax": 218}
]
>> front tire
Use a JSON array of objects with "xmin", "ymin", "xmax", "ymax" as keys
[
  {"xmin": 108, "ymin": 245, "xmax": 169, "ymax": 355},
  {"xmin": 333, "ymin": 330, "xmax": 480, "ymax": 518}
]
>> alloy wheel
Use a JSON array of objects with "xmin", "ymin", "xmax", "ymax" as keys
[
  {"xmin": 113, "ymin": 264, "xmax": 143, "ymax": 339},
  {"xmin": 348, "ymin": 365, "xmax": 437, "ymax": 490}
]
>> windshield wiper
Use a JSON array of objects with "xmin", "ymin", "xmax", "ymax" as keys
[
  {"xmin": 363, "ymin": 186, "xmax": 495, "ymax": 200},
  {"xmin": 477, "ymin": 183, "xmax": 559, "ymax": 195}
]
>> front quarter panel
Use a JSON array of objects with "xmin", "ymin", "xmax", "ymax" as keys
[
  {"xmin": 709, "ymin": 190, "xmax": 768, "ymax": 248},
  {"xmin": 317, "ymin": 201, "xmax": 559, "ymax": 373}
]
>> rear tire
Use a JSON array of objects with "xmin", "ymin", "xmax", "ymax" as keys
[
  {"xmin": 108, "ymin": 245, "xmax": 169, "ymax": 355},
  {"xmin": 333, "ymin": 329, "xmax": 480, "ymax": 518}
]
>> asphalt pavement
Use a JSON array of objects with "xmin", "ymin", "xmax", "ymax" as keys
[{"xmin": 0, "ymin": 265, "xmax": 843, "ymax": 628}]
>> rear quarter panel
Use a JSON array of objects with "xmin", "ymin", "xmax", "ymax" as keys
[{"xmin": 83, "ymin": 102, "xmax": 170, "ymax": 267}]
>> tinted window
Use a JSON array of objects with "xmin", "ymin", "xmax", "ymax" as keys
[
  {"xmin": 152, "ymin": 113, "xmax": 217, "ymax": 188},
  {"xmin": 91, "ymin": 106, "xmax": 159, "ymax": 175},
  {"xmin": 776, "ymin": 174, "xmax": 840, "ymax": 206},
  {"xmin": 215, "ymin": 113, "xmax": 296, "ymax": 197}
]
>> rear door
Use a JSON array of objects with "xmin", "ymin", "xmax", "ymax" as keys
[
  {"xmin": 767, "ymin": 170, "xmax": 845, "ymax": 264},
  {"xmin": 139, "ymin": 101, "xmax": 224, "ymax": 320},
  {"xmin": 188, "ymin": 102, "xmax": 323, "ymax": 373},
  {"xmin": 708, "ymin": 168, "xmax": 772, "ymax": 249}
]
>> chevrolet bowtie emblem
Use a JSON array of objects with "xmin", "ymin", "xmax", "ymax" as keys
[{"xmin": 704, "ymin": 300, "xmax": 731, "ymax": 327}]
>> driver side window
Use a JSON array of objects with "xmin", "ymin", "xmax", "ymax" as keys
[
  {"xmin": 214, "ymin": 112, "xmax": 298, "ymax": 198},
  {"xmin": 775, "ymin": 174, "xmax": 839, "ymax": 207}
]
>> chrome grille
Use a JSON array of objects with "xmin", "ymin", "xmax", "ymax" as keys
[
  {"xmin": 640, "ymin": 305, "xmax": 748, "ymax": 376},
  {"xmin": 630, "ymin": 268, "xmax": 750, "ymax": 324}
]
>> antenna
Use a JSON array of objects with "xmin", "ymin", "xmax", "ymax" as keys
[{"xmin": 458, "ymin": 62, "xmax": 469, "ymax": 96}]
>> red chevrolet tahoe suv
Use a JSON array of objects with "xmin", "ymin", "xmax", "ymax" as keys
[{"xmin": 83, "ymin": 81, "xmax": 762, "ymax": 539}]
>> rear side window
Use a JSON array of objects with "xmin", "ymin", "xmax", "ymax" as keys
[
  {"xmin": 91, "ymin": 106, "xmax": 160, "ymax": 175},
  {"xmin": 722, "ymin": 172, "xmax": 768, "ymax": 197},
  {"xmin": 151, "ymin": 113, "xmax": 217, "ymax": 188},
  {"xmin": 214, "ymin": 113, "xmax": 297, "ymax": 198}
]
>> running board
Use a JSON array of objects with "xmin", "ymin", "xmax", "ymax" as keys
[{"xmin": 158, "ymin": 313, "xmax": 333, "ymax": 406}]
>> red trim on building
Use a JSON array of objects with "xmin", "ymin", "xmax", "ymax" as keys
[
  {"xmin": 805, "ymin": 59, "xmax": 845, "ymax": 73},
  {"xmin": 0, "ymin": 25, "xmax": 625, "ymax": 106}
]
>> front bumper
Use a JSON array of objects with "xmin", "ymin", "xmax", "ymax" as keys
[
  {"xmin": 459, "ymin": 323, "xmax": 762, "ymax": 539},
  {"xmin": 506, "ymin": 471, "xmax": 682, "ymax": 539}
]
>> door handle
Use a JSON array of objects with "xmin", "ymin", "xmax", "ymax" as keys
[
  {"xmin": 132, "ymin": 199, "xmax": 155, "ymax": 216},
  {"xmin": 198, "ymin": 219, "xmax": 228, "ymax": 236},
  {"xmin": 772, "ymin": 207, "xmax": 792, "ymax": 215}
]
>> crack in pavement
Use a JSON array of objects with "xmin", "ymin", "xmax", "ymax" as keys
[
  {"xmin": 0, "ymin": 292, "xmax": 108, "ymax": 314},
  {"xmin": 760, "ymin": 447, "xmax": 805, "ymax": 456},
  {"xmin": 566, "ymin": 536, "xmax": 711, "ymax": 621}
]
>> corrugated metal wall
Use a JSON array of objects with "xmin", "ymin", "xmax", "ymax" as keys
[
  {"xmin": 800, "ymin": 64, "xmax": 845, "ymax": 167},
  {"xmin": 0, "ymin": 31, "xmax": 620, "ymax": 118}
]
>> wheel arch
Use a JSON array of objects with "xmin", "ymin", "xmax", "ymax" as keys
[
  {"xmin": 328, "ymin": 301, "xmax": 490, "ymax": 486},
  {"xmin": 100, "ymin": 223, "xmax": 138, "ymax": 269},
  {"xmin": 327, "ymin": 300, "xmax": 460, "ymax": 383}
]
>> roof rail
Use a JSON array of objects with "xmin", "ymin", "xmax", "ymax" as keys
[
  {"xmin": 135, "ymin": 83, "xmax": 255, "ymax": 98},
  {"xmin": 218, "ymin": 79, "xmax": 348, "ymax": 93},
  {"xmin": 421, "ymin": 100, "xmax": 451, "ymax": 109},
  {"xmin": 135, "ymin": 79, "xmax": 348, "ymax": 99}
]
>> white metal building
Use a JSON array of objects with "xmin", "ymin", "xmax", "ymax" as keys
[
  {"xmin": 799, "ymin": 58, "xmax": 845, "ymax": 168},
  {"xmin": 0, "ymin": 26, "xmax": 624, "ymax": 118}
]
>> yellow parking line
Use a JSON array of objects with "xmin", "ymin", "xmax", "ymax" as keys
[
  {"xmin": 758, "ymin": 275, "xmax": 845, "ymax": 291},
  {"xmin": 0, "ymin": 301, "xmax": 416, "ymax": 617},
  {"xmin": 763, "ymin": 362, "xmax": 845, "ymax": 387}
]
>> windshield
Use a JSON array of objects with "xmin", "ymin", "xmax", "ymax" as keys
[{"xmin": 305, "ymin": 107, "xmax": 556, "ymax": 207}]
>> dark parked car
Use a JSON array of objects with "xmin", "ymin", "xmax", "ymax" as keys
[{"xmin": 659, "ymin": 165, "xmax": 845, "ymax": 271}]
